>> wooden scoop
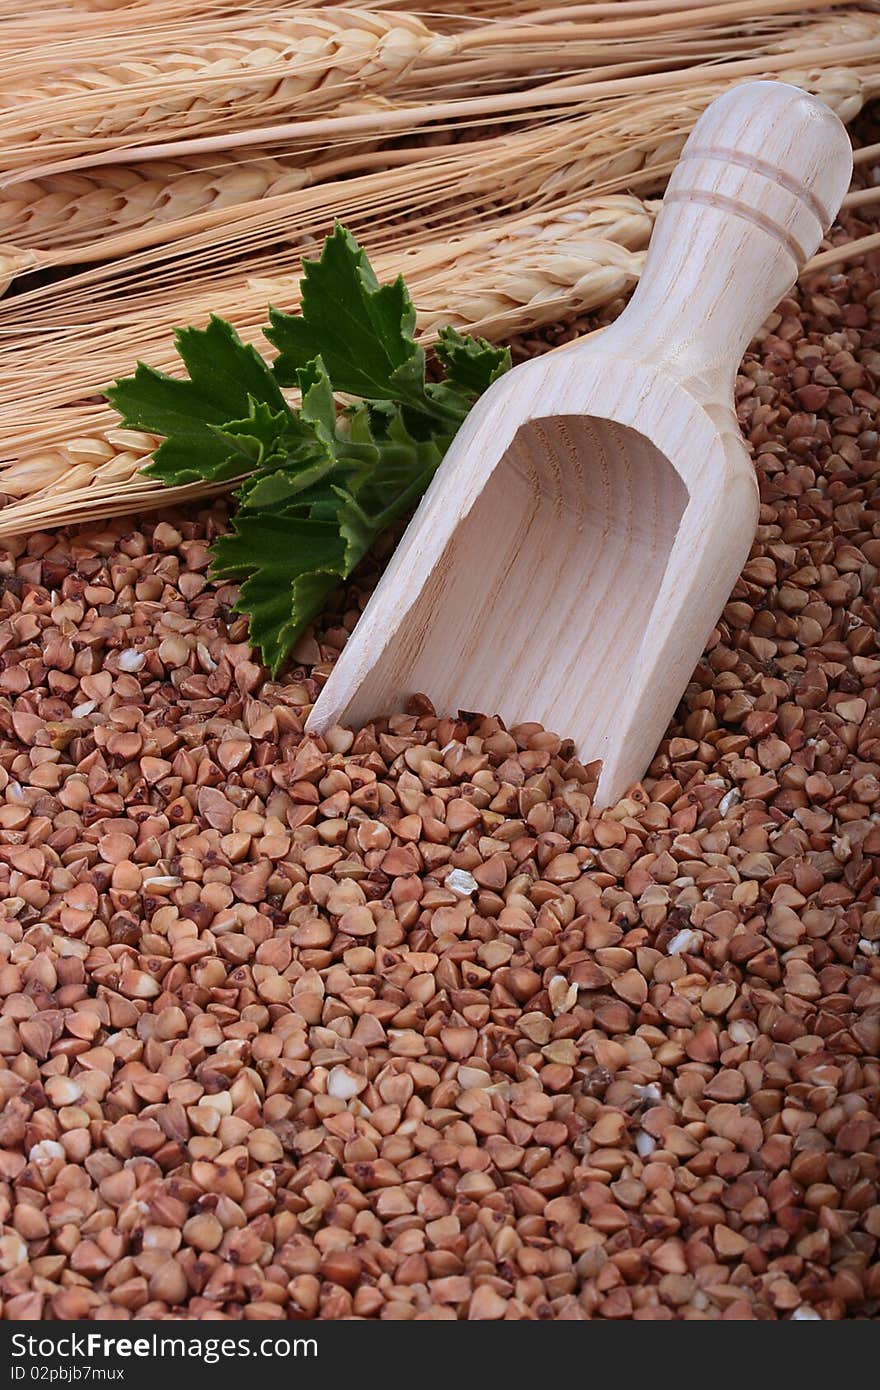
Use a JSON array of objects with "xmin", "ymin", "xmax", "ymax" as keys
[{"xmin": 307, "ymin": 81, "xmax": 852, "ymax": 805}]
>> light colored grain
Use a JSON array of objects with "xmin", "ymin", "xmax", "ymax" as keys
[
  {"xmin": 0, "ymin": 4, "xmax": 875, "ymax": 269},
  {"xmin": 0, "ymin": 10, "xmax": 445, "ymax": 172}
]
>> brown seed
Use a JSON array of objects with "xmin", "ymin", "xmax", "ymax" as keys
[
  {"xmin": 468, "ymin": 1286, "xmax": 508, "ymax": 1320},
  {"xmin": 612, "ymin": 969, "xmax": 648, "ymax": 1006},
  {"xmin": 702, "ymin": 982, "xmax": 736, "ymax": 1015},
  {"xmin": 183, "ymin": 1214, "xmax": 223, "ymax": 1252},
  {"xmin": 320, "ymin": 1251, "xmax": 362, "ymax": 1289},
  {"xmin": 97, "ymin": 831, "xmax": 136, "ymax": 863},
  {"xmin": 440, "ymin": 1026, "xmax": 478, "ymax": 1059}
]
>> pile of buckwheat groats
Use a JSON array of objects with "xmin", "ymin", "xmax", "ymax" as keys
[{"xmin": 0, "ymin": 206, "xmax": 879, "ymax": 1324}]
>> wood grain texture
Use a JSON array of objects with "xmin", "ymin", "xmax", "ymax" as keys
[{"xmin": 307, "ymin": 81, "xmax": 853, "ymax": 805}]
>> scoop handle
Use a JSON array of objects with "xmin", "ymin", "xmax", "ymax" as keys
[{"xmin": 617, "ymin": 81, "xmax": 852, "ymax": 390}]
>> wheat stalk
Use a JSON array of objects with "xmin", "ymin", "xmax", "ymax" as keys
[
  {"xmin": 0, "ymin": 42, "xmax": 872, "ymax": 434},
  {"xmin": 0, "ymin": 9, "xmax": 451, "ymax": 173},
  {"xmin": 1, "ymin": 1, "xmax": 869, "ymax": 182},
  {"xmin": 18, "ymin": 9, "xmax": 875, "ymax": 187},
  {"xmin": 0, "ymin": 110, "xmax": 653, "ymax": 308},
  {"xmin": 0, "ymin": 5, "xmax": 858, "ymax": 226},
  {"xmin": 1, "ymin": 41, "xmax": 875, "ymax": 295},
  {"xmin": 0, "ymin": 131, "xmax": 672, "ymax": 488},
  {"xmin": 0, "ymin": 3, "xmax": 873, "ymax": 289},
  {"xmin": 0, "ymin": 143, "xmax": 391, "ymax": 255},
  {"xmin": 0, "ymin": 51, "xmax": 871, "ymax": 303},
  {"xmin": 0, "ymin": 183, "xmax": 653, "ymax": 430}
]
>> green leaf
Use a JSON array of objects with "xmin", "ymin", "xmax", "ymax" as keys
[
  {"xmin": 212, "ymin": 513, "xmax": 347, "ymax": 676},
  {"xmin": 350, "ymin": 405, "xmax": 445, "ymax": 521},
  {"xmin": 209, "ymin": 398, "xmax": 442, "ymax": 670},
  {"xmin": 236, "ymin": 467, "xmax": 325, "ymax": 511},
  {"xmin": 209, "ymin": 398, "xmax": 294, "ymax": 468},
  {"xmin": 211, "ymin": 512, "xmax": 344, "ymax": 582},
  {"xmin": 434, "ymin": 326, "xmax": 511, "ymax": 398},
  {"xmin": 232, "ymin": 363, "xmax": 344, "ymax": 511},
  {"xmin": 107, "ymin": 316, "xmax": 291, "ymax": 486},
  {"xmin": 239, "ymin": 569, "xmax": 341, "ymax": 676},
  {"xmin": 297, "ymin": 355, "xmax": 340, "ymax": 435},
  {"xmin": 267, "ymin": 223, "xmax": 426, "ymax": 403},
  {"xmin": 334, "ymin": 489, "xmax": 376, "ymax": 576}
]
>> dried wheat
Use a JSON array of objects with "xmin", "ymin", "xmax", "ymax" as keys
[
  {"xmin": 1, "ymin": 50, "xmax": 871, "ymax": 300},
  {"xmin": 1, "ymin": 31, "xmax": 874, "ymax": 296},
  {"xmin": 0, "ymin": 145, "xmax": 383, "ymax": 254},
  {"xmin": 0, "ymin": 3, "xmax": 873, "ymax": 284},
  {"xmin": 3, "ymin": 2, "xmax": 871, "ymax": 183},
  {"xmin": 24, "ymin": 9, "xmax": 873, "ymax": 186},
  {"xmin": 0, "ymin": 10, "xmax": 450, "ymax": 172}
]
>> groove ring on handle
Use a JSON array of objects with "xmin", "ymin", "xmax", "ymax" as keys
[
  {"xmin": 662, "ymin": 188, "xmax": 808, "ymax": 268},
  {"xmin": 679, "ymin": 145, "xmax": 832, "ymax": 226}
]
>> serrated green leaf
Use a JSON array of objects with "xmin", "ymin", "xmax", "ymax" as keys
[
  {"xmin": 211, "ymin": 512, "xmax": 344, "ymax": 581},
  {"xmin": 108, "ymin": 358, "xmax": 237, "ymax": 486},
  {"xmin": 209, "ymin": 398, "xmax": 293, "ymax": 468},
  {"xmin": 268, "ymin": 224, "xmax": 425, "ymax": 402},
  {"xmin": 434, "ymin": 326, "xmax": 511, "ymax": 398},
  {"xmin": 238, "ymin": 568, "xmax": 341, "ymax": 676},
  {"xmin": 237, "ymin": 467, "xmax": 324, "ymax": 511},
  {"xmin": 297, "ymin": 355, "xmax": 339, "ymax": 434},
  {"xmin": 352, "ymin": 413, "xmax": 446, "ymax": 522},
  {"xmin": 334, "ymin": 489, "xmax": 376, "ymax": 576},
  {"xmin": 107, "ymin": 316, "xmax": 292, "ymax": 486},
  {"xmin": 212, "ymin": 512, "xmax": 347, "ymax": 675},
  {"xmin": 143, "ymin": 429, "xmax": 244, "ymax": 487}
]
